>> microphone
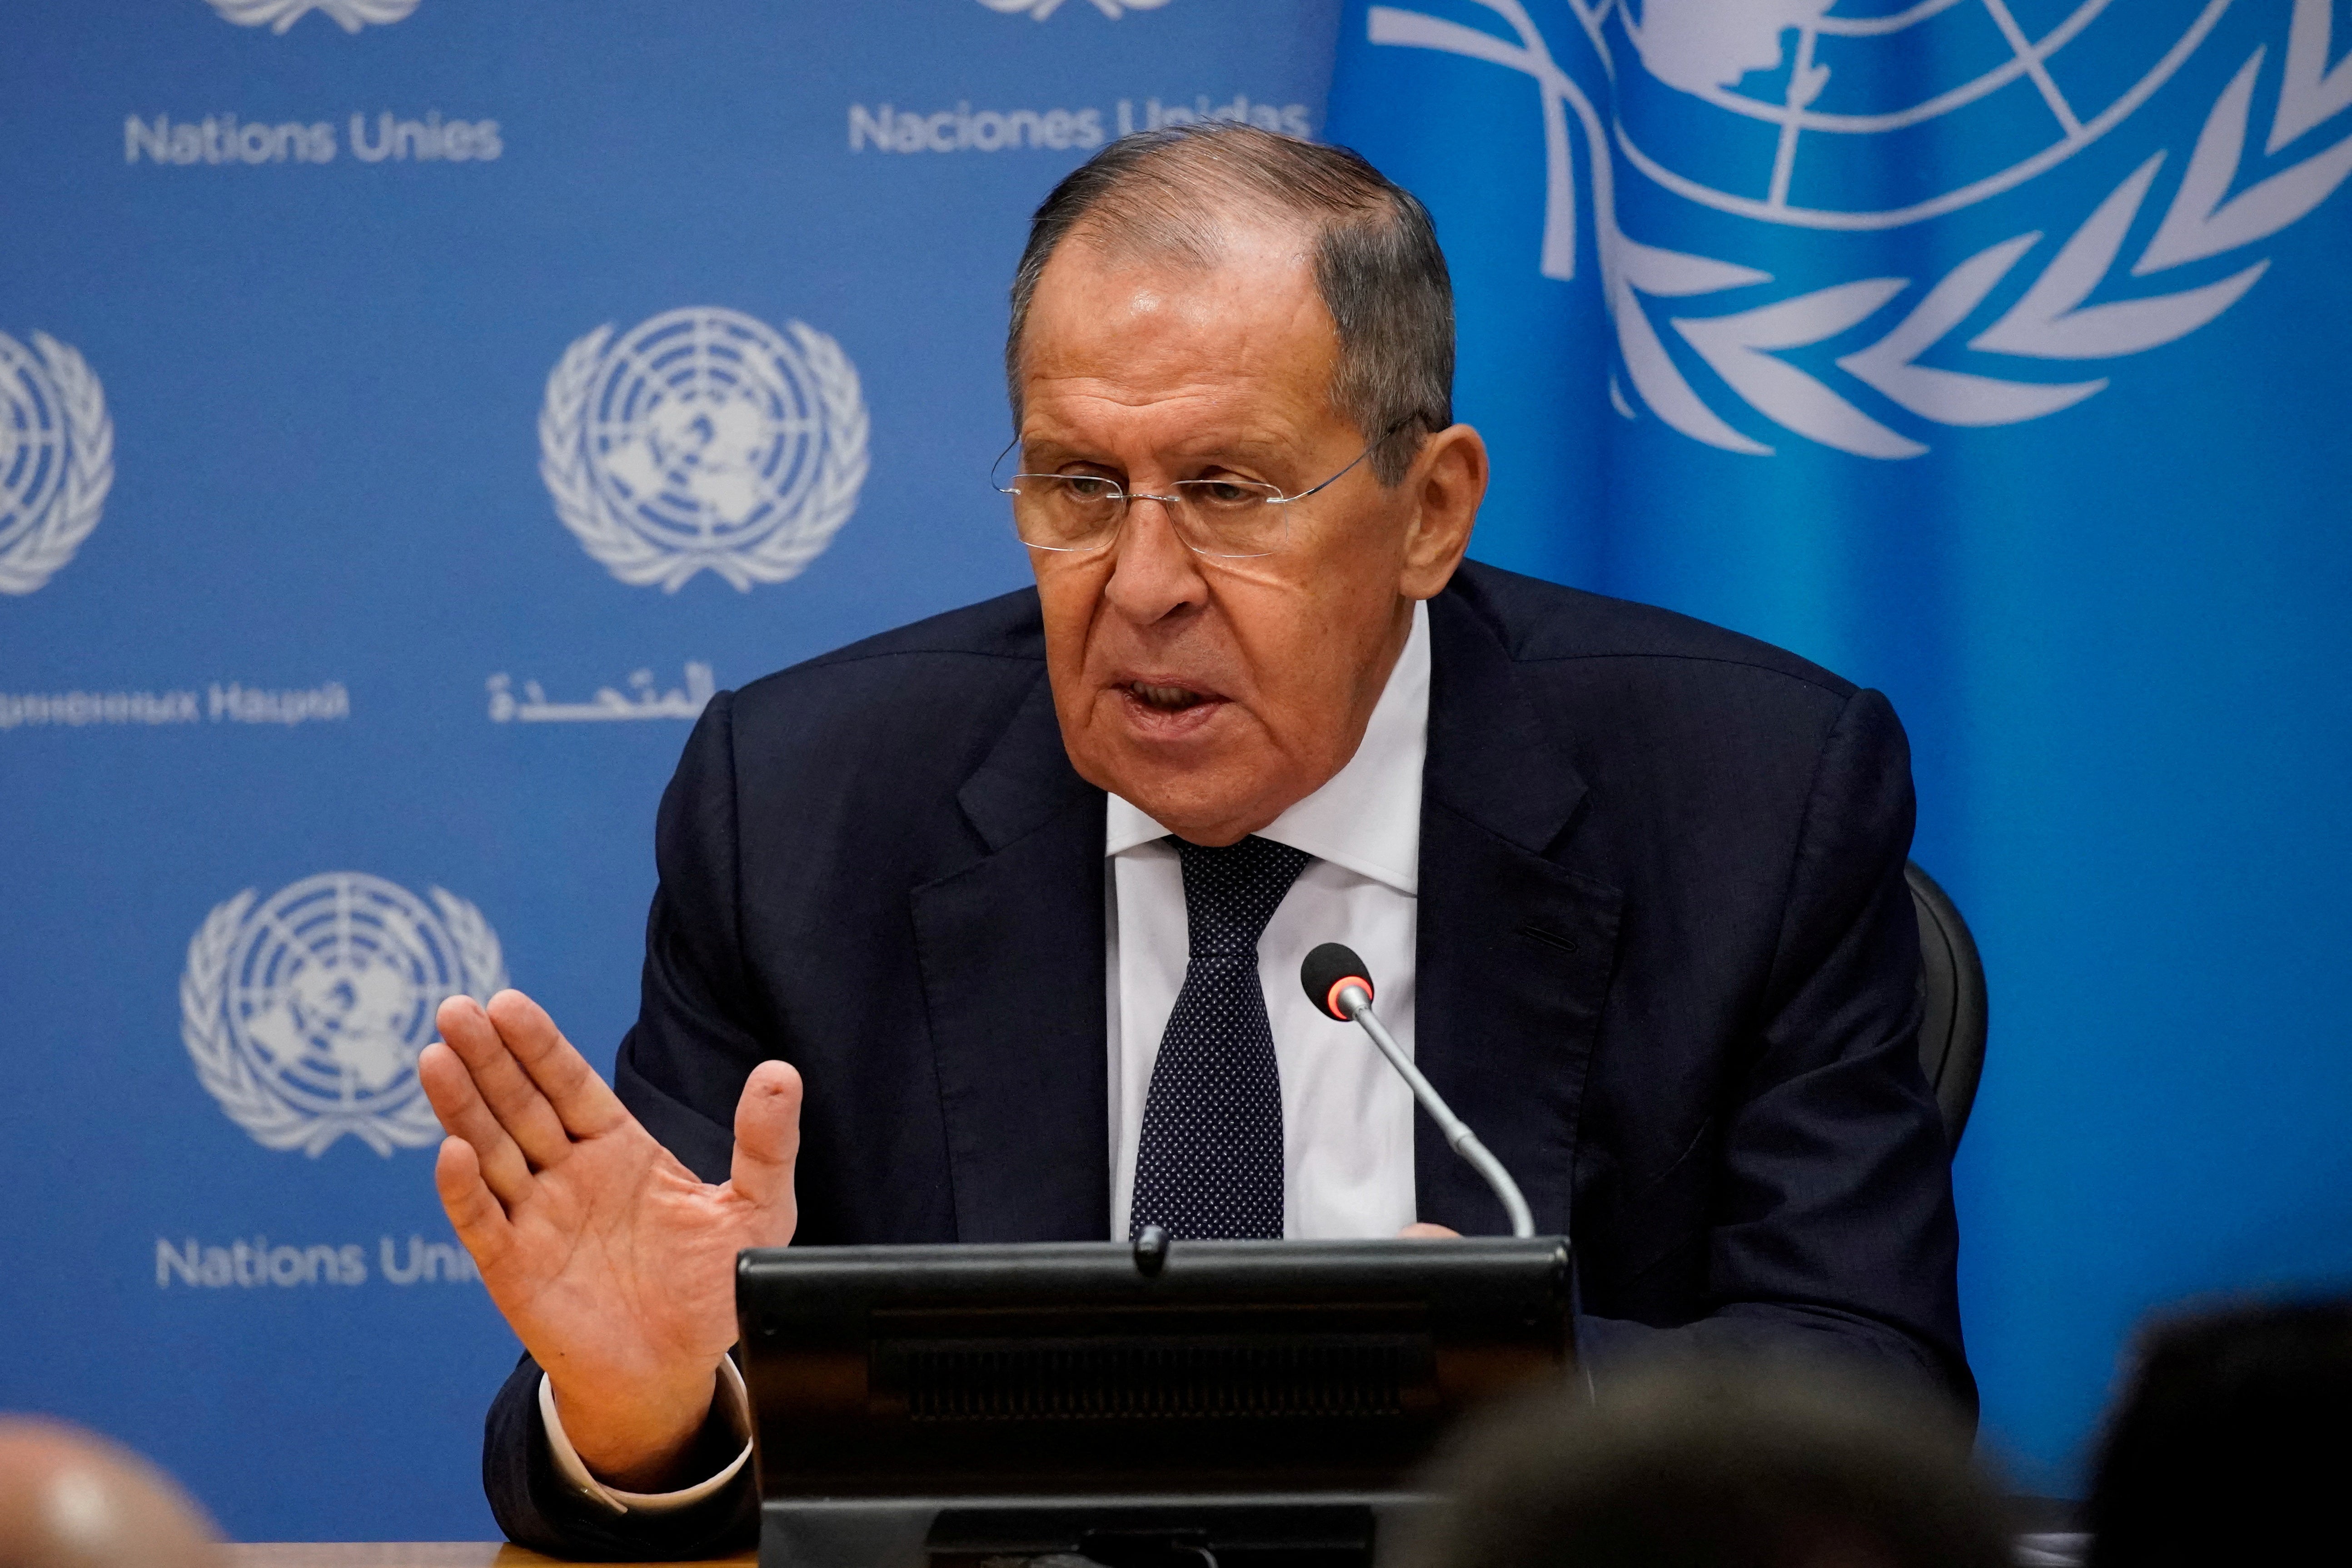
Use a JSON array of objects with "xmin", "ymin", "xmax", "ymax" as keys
[{"xmin": 1301, "ymin": 942, "xmax": 1535, "ymax": 1239}]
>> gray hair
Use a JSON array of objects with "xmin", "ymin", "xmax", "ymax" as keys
[{"xmin": 1005, "ymin": 123, "xmax": 1454, "ymax": 486}]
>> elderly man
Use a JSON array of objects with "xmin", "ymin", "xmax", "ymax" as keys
[{"xmin": 422, "ymin": 125, "xmax": 1966, "ymax": 1558}]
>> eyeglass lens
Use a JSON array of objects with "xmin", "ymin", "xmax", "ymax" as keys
[{"xmin": 1008, "ymin": 476, "xmax": 1289, "ymax": 557}]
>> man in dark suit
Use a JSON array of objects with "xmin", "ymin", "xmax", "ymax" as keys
[{"xmin": 420, "ymin": 125, "xmax": 1966, "ymax": 1558}]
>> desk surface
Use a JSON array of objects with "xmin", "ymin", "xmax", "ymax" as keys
[
  {"xmin": 222, "ymin": 1538, "xmax": 2089, "ymax": 1568},
  {"xmin": 229, "ymin": 1546, "xmax": 755, "ymax": 1568}
]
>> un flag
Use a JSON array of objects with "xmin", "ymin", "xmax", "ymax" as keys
[{"xmin": 1327, "ymin": 0, "xmax": 2352, "ymax": 1498}]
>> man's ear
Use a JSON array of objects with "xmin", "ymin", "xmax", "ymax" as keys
[{"xmin": 1398, "ymin": 423, "xmax": 1488, "ymax": 600}]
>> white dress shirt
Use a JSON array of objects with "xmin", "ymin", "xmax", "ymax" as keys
[
  {"xmin": 1106, "ymin": 599, "xmax": 1427, "ymax": 1240},
  {"xmin": 552, "ymin": 600, "xmax": 1432, "ymax": 1509}
]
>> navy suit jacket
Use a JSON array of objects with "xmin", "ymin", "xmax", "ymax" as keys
[{"xmin": 483, "ymin": 561, "xmax": 1969, "ymax": 1558}]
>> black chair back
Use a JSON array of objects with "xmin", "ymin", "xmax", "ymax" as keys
[{"xmin": 1906, "ymin": 861, "xmax": 1987, "ymax": 1147}]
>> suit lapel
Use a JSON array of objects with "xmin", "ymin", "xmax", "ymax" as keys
[
  {"xmin": 1414, "ymin": 590, "xmax": 1623, "ymax": 1236},
  {"xmin": 911, "ymin": 671, "xmax": 1111, "ymax": 1242}
]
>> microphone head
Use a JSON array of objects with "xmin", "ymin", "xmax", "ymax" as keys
[{"xmin": 1301, "ymin": 942, "xmax": 1374, "ymax": 1021}]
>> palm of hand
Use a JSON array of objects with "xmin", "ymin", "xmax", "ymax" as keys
[
  {"xmin": 421, "ymin": 990, "xmax": 803, "ymax": 1480},
  {"xmin": 486, "ymin": 1120, "xmax": 789, "ymax": 1388}
]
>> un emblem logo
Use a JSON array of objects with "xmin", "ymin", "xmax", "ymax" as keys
[
  {"xmin": 180, "ymin": 874, "xmax": 508, "ymax": 1157},
  {"xmin": 977, "ymin": 0, "xmax": 1169, "ymax": 17},
  {"xmin": 1371, "ymin": 0, "xmax": 2352, "ymax": 458},
  {"xmin": 0, "ymin": 330, "xmax": 112, "ymax": 596},
  {"xmin": 539, "ymin": 308, "xmax": 869, "ymax": 592},
  {"xmin": 203, "ymin": 0, "xmax": 419, "ymax": 32}
]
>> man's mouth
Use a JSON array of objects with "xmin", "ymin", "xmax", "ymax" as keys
[
  {"xmin": 1126, "ymin": 681, "xmax": 1214, "ymax": 712},
  {"xmin": 1111, "ymin": 678, "xmax": 1230, "ymax": 736}
]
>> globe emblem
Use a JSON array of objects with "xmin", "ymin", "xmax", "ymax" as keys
[
  {"xmin": 0, "ymin": 331, "xmax": 70, "ymax": 561},
  {"xmin": 544, "ymin": 305, "xmax": 867, "ymax": 592},
  {"xmin": 1611, "ymin": 0, "xmax": 2226, "ymax": 227},
  {"xmin": 184, "ymin": 873, "xmax": 507, "ymax": 1155},
  {"xmin": 1371, "ymin": 0, "xmax": 2350, "ymax": 459},
  {"xmin": 226, "ymin": 874, "xmax": 458, "ymax": 1118},
  {"xmin": 588, "ymin": 308, "xmax": 825, "ymax": 555}
]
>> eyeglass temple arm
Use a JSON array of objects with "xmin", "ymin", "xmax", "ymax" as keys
[{"xmin": 1268, "ymin": 418, "xmax": 1418, "ymax": 506}]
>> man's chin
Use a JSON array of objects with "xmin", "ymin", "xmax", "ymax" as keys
[{"xmin": 1076, "ymin": 703, "xmax": 1280, "ymax": 840}]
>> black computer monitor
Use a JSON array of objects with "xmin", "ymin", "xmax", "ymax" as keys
[{"xmin": 737, "ymin": 1234, "xmax": 1575, "ymax": 1568}]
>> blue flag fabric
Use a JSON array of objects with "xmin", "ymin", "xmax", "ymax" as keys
[{"xmin": 1327, "ymin": 0, "xmax": 2352, "ymax": 1488}]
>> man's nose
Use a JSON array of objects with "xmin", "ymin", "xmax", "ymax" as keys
[{"xmin": 1103, "ymin": 495, "xmax": 1209, "ymax": 622}]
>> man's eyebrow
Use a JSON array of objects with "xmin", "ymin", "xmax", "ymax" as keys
[
  {"xmin": 1013, "ymin": 436, "xmax": 1108, "ymax": 467},
  {"xmin": 1018, "ymin": 431, "xmax": 1302, "ymax": 466},
  {"xmin": 1191, "ymin": 433, "xmax": 1295, "ymax": 464}
]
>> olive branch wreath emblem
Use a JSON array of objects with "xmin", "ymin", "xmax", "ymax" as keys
[
  {"xmin": 1373, "ymin": 0, "xmax": 2352, "ymax": 458},
  {"xmin": 0, "ymin": 333, "xmax": 113, "ymax": 597},
  {"xmin": 977, "ymin": 0, "xmax": 1171, "ymax": 18},
  {"xmin": 203, "ymin": 0, "xmax": 420, "ymax": 34},
  {"xmin": 180, "ymin": 884, "xmax": 507, "ymax": 1157},
  {"xmin": 539, "ymin": 316, "xmax": 870, "ymax": 592}
]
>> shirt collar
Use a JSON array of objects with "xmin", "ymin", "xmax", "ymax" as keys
[{"xmin": 1103, "ymin": 599, "xmax": 1428, "ymax": 896}]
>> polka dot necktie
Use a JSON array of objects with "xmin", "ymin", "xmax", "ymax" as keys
[{"xmin": 1129, "ymin": 834, "xmax": 1313, "ymax": 1241}]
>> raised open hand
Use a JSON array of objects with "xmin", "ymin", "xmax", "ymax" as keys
[{"xmin": 419, "ymin": 990, "xmax": 800, "ymax": 1489}]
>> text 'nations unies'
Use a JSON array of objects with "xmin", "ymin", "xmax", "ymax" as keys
[
  {"xmin": 124, "ymin": 114, "xmax": 503, "ymax": 166},
  {"xmin": 155, "ymin": 1235, "xmax": 482, "ymax": 1288}
]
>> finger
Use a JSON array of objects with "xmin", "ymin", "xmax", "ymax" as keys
[
  {"xmin": 1397, "ymin": 1222, "xmax": 1462, "ymax": 1239},
  {"xmin": 435, "ymin": 1135, "xmax": 515, "ymax": 1276},
  {"xmin": 417, "ymin": 1041, "xmax": 536, "ymax": 1210},
  {"xmin": 486, "ymin": 990, "xmax": 630, "ymax": 1141},
  {"xmin": 728, "ymin": 1060, "xmax": 802, "ymax": 1240},
  {"xmin": 437, "ymin": 993, "xmax": 578, "ymax": 1169}
]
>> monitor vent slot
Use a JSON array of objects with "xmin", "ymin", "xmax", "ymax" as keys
[{"xmin": 882, "ymin": 1337, "xmax": 1419, "ymax": 1423}]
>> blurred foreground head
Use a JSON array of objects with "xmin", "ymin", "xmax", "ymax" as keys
[
  {"xmin": 2087, "ymin": 1298, "xmax": 2352, "ymax": 1568},
  {"xmin": 0, "ymin": 1418, "xmax": 221, "ymax": 1568},
  {"xmin": 1407, "ymin": 1358, "xmax": 2006, "ymax": 1568}
]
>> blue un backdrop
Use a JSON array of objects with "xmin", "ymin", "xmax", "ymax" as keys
[
  {"xmin": 3, "ymin": 0, "xmax": 2350, "ymax": 1538},
  {"xmin": 0, "ymin": 0, "xmax": 1340, "ymax": 1538}
]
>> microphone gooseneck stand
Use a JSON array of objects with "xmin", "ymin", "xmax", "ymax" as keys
[{"xmin": 1299, "ymin": 942, "xmax": 1537, "ymax": 1239}]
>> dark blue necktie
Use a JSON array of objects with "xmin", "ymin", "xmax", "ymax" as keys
[{"xmin": 1129, "ymin": 834, "xmax": 1312, "ymax": 1241}]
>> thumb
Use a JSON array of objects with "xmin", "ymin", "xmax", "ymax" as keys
[{"xmin": 729, "ymin": 1059, "xmax": 802, "ymax": 1242}]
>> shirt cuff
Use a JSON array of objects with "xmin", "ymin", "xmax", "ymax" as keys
[{"xmin": 538, "ymin": 1359, "xmax": 752, "ymax": 1516}]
